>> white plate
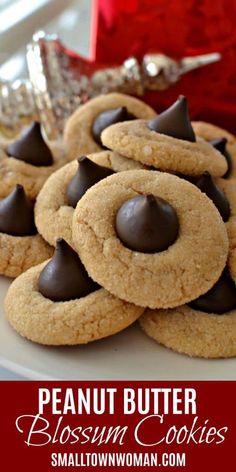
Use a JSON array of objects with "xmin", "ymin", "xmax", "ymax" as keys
[{"xmin": 0, "ymin": 276, "xmax": 236, "ymax": 380}]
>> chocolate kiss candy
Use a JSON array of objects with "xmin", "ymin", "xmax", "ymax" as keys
[
  {"xmin": 67, "ymin": 156, "xmax": 114, "ymax": 208},
  {"xmin": 210, "ymin": 137, "xmax": 232, "ymax": 178},
  {"xmin": 189, "ymin": 269, "xmax": 236, "ymax": 314},
  {"xmin": 92, "ymin": 106, "xmax": 136, "ymax": 146},
  {"xmin": 115, "ymin": 194, "xmax": 179, "ymax": 253},
  {"xmin": 7, "ymin": 121, "xmax": 53, "ymax": 166},
  {"xmin": 38, "ymin": 238, "xmax": 99, "ymax": 302},
  {"xmin": 196, "ymin": 171, "xmax": 230, "ymax": 222},
  {"xmin": 0, "ymin": 184, "xmax": 36, "ymax": 236},
  {"xmin": 148, "ymin": 95, "xmax": 196, "ymax": 142}
]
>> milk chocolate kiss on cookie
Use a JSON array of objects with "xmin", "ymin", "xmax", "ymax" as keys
[
  {"xmin": 92, "ymin": 106, "xmax": 136, "ymax": 146},
  {"xmin": 189, "ymin": 268, "xmax": 236, "ymax": 314},
  {"xmin": 67, "ymin": 156, "xmax": 114, "ymax": 208},
  {"xmin": 210, "ymin": 138, "xmax": 232, "ymax": 179},
  {"xmin": 116, "ymin": 194, "xmax": 179, "ymax": 253},
  {"xmin": 38, "ymin": 238, "xmax": 99, "ymax": 302},
  {"xmin": 0, "ymin": 184, "xmax": 36, "ymax": 236},
  {"xmin": 7, "ymin": 121, "xmax": 53, "ymax": 166},
  {"xmin": 148, "ymin": 95, "xmax": 196, "ymax": 142},
  {"xmin": 196, "ymin": 172, "xmax": 230, "ymax": 222}
]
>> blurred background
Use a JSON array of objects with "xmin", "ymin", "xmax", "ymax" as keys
[
  {"xmin": 0, "ymin": 0, "xmax": 91, "ymax": 81},
  {"xmin": 1, "ymin": 0, "xmax": 236, "ymax": 132}
]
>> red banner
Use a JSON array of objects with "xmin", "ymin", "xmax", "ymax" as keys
[
  {"xmin": 1, "ymin": 381, "xmax": 235, "ymax": 471},
  {"xmin": 94, "ymin": 0, "xmax": 236, "ymax": 133}
]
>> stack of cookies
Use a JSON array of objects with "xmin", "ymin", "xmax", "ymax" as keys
[
  {"xmin": 3, "ymin": 93, "xmax": 236, "ymax": 359},
  {"xmin": 0, "ymin": 121, "xmax": 64, "ymax": 277}
]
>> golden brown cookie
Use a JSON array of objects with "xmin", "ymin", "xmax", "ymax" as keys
[
  {"xmin": 101, "ymin": 120, "xmax": 227, "ymax": 177},
  {"xmin": 0, "ymin": 133, "xmax": 14, "ymax": 148},
  {"xmin": 193, "ymin": 173, "xmax": 235, "ymax": 237},
  {"xmin": 139, "ymin": 303, "xmax": 236, "ymax": 359},
  {"xmin": 192, "ymin": 121, "xmax": 236, "ymax": 178},
  {"xmin": 0, "ymin": 233, "xmax": 53, "ymax": 278},
  {"xmin": 0, "ymin": 121, "xmax": 66, "ymax": 200},
  {"xmin": 5, "ymin": 261, "xmax": 143, "ymax": 346},
  {"xmin": 213, "ymin": 178, "xmax": 236, "ymax": 216},
  {"xmin": 216, "ymin": 179, "xmax": 236, "ymax": 242},
  {"xmin": 228, "ymin": 246, "xmax": 236, "ymax": 279},
  {"xmin": 0, "ymin": 116, "xmax": 36, "ymax": 144},
  {"xmin": 190, "ymin": 176, "xmax": 236, "ymax": 282},
  {"xmin": 205, "ymin": 178, "xmax": 236, "ymax": 271},
  {"xmin": 0, "ymin": 184, "xmax": 53, "ymax": 277},
  {"xmin": 35, "ymin": 151, "xmax": 145, "ymax": 247},
  {"xmin": 63, "ymin": 93, "xmax": 156, "ymax": 161},
  {"xmin": 227, "ymin": 218, "xmax": 236, "ymax": 249},
  {"xmin": 226, "ymin": 217, "xmax": 236, "ymax": 277},
  {"xmin": 0, "ymin": 143, "xmax": 65, "ymax": 200},
  {"xmin": 72, "ymin": 169, "xmax": 228, "ymax": 309}
]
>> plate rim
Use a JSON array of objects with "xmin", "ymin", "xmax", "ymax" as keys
[{"xmin": 0, "ymin": 356, "xmax": 57, "ymax": 380}]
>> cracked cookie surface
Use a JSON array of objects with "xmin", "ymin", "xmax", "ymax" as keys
[
  {"xmin": 72, "ymin": 170, "xmax": 228, "ymax": 309},
  {"xmin": 35, "ymin": 151, "xmax": 145, "ymax": 247},
  {"xmin": 64, "ymin": 93, "xmax": 156, "ymax": 161},
  {"xmin": 0, "ymin": 141, "xmax": 65, "ymax": 199},
  {"xmin": 5, "ymin": 261, "xmax": 143, "ymax": 345},
  {"xmin": 0, "ymin": 233, "xmax": 53, "ymax": 278},
  {"xmin": 139, "ymin": 304, "xmax": 236, "ymax": 358},
  {"xmin": 101, "ymin": 120, "xmax": 227, "ymax": 177}
]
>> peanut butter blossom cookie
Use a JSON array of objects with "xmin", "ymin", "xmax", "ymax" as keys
[
  {"xmin": 5, "ymin": 239, "xmax": 143, "ymax": 345},
  {"xmin": 140, "ymin": 266, "xmax": 236, "ymax": 358},
  {"xmin": 189, "ymin": 172, "xmax": 236, "ymax": 244},
  {"xmin": 35, "ymin": 150, "xmax": 144, "ymax": 247},
  {"xmin": 0, "ymin": 121, "xmax": 65, "ymax": 199},
  {"xmin": 0, "ymin": 184, "xmax": 53, "ymax": 277},
  {"xmin": 101, "ymin": 96, "xmax": 227, "ymax": 177},
  {"xmin": 192, "ymin": 121, "xmax": 236, "ymax": 179},
  {"xmin": 72, "ymin": 169, "xmax": 228, "ymax": 309},
  {"xmin": 195, "ymin": 172, "xmax": 230, "ymax": 222},
  {"xmin": 228, "ymin": 242, "xmax": 236, "ymax": 280},
  {"xmin": 215, "ymin": 178, "xmax": 236, "ymax": 224},
  {"xmin": 175, "ymin": 170, "xmax": 236, "ymax": 240},
  {"xmin": 63, "ymin": 92, "xmax": 156, "ymax": 161},
  {"xmin": 195, "ymin": 173, "xmax": 236, "ymax": 294},
  {"xmin": 218, "ymin": 178, "xmax": 236, "ymax": 269}
]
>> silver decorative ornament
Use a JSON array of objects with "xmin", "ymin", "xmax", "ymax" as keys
[{"xmin": 0, "ymin": 31, "xmax": 221, "ymax": 140}]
